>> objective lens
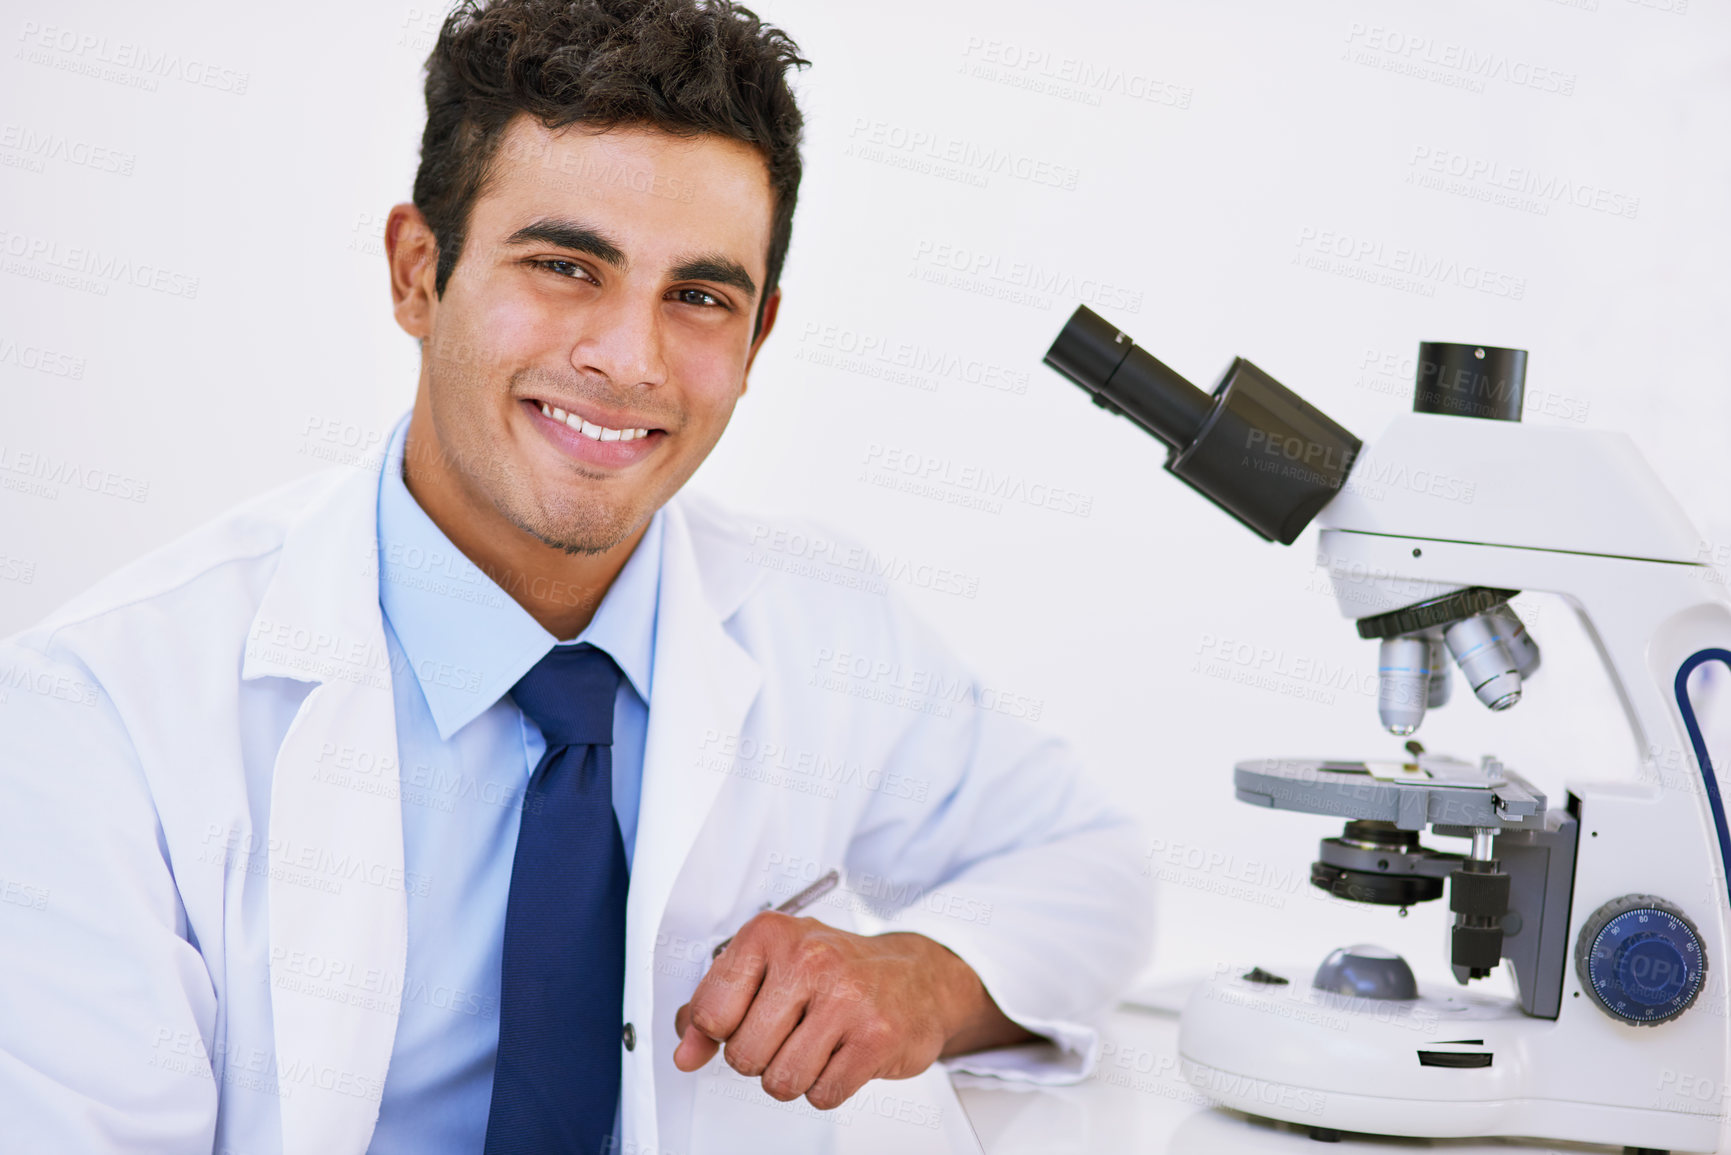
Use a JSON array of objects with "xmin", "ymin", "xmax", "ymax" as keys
[
  {"xmin": 1425, "ymin": 636, "xmax": 1452, "ymax": 708},
  {"xmin": 1445, "ymin": 611, "xmax": 1523, "ymax": 711},
  {"xmin": 1378, "ymin": 636, "xmax": 1434, "ymax": 735},
  {"xmin": 1486, "ymin": 604, "xmax": 1540, "ymax": 678}
]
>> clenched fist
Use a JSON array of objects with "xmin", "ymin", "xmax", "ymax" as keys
[{"xmin": 671, "ymin": 912, "xmax": 1035, "ymax": 1110}]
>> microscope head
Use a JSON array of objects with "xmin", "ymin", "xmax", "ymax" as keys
[
  {"xmin": 1043, "ymin": 305, "xmax": 1360, "ymax": 545},
  {"xmin": 1045, "ymin": 309, "xmax": 1545, "ymax": 736}
]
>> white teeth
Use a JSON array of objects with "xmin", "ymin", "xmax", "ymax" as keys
[{"xmin": 543, "ymin": 402, "xmax": 650, "ymax": 442}]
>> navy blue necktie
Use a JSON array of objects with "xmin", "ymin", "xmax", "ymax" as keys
[{"xmin": 484, "ymin": 643, "xmax": 628, "ymax": 1155}]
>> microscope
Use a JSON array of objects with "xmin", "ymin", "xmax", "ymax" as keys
[{"xmin": 1044, "ymin": 306, "xmax": 1731, "ymax": 1153}]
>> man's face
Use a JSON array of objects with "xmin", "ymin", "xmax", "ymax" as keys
[{"xmin": 404, "ymin": 115, "xmax": 778, "ymax": 555}]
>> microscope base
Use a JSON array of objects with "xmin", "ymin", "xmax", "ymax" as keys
[{"xmin": 1177, "ymin": 968, "xmax": 1719, "ymax": 1152}]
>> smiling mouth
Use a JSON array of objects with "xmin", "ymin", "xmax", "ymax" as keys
[{"xmin": 531, "ymin": 400, "xmax": 655, "ymax": 443}]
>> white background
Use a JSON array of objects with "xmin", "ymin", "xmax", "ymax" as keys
[{"xmin": 3, "ymin": 0, "xmax": 1728, "ymax": 992}]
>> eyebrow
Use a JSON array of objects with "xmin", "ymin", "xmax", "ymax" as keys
[
  {"xmin": 503, "ymin": 218, "xmax": 627, "ymax": 268},
  {"xmin": 669, "ymin": 254, "xmax": 758, "ymax": 301}
]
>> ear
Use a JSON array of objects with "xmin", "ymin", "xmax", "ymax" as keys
[
  {"xmin": 740, "ymin": 287, "xmax": 781, "ymax": 396},
  {"xmin": 386, "ymin": 202, "xmax": 441, "ymax": 340}
]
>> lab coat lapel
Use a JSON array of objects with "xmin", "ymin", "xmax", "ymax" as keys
[
  {"xmin": 242, "ymin": 463, "xmax": 408, "ymax": 1155},
  {"xmin": 621, "ymin": 496, "xmax": 763, "ymax": 1154}
]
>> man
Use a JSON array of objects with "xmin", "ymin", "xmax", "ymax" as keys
[{"xmin": 0, "ymin": 1, "xmax": 1152, "ymax": 1152}]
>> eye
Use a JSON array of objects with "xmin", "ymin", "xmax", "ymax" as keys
[
  {"xmin": 532, "ymin": 259, "xmax": 595, "ymax": 283},
  {"xmin": 672, "ymin": 287, "xmax": 725, "ymax": 309}
]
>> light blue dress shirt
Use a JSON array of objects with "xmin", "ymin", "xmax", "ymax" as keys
[{"xmin": 366, "ymin": 411, "xmax": 661, "ymax": 1154}]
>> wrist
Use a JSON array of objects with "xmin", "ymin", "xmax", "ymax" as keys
[{"xmin": 882, "ymin": 931, "xmax": 1035, "ymax": 1057}]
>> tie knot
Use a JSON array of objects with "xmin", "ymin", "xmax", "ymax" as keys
[{"xmin": 509, "ymin": 643, "xmax": 621, "ymax": 748}]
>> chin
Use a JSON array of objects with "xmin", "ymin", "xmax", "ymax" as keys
[{"xmin": 517, "ymin": 501, "xmax": 641, "ymax": 557}]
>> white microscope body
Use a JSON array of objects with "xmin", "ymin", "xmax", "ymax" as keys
[
  {"xmin": 1042, "ymin": 309, "xmax": 1731, "ymax": 1150},
  {"xmin": 1177, "ymin": 413, "xmax": 1731, "ymax": 1151}
]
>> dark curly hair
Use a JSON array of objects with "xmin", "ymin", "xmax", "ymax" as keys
[{"xmin": 413, "ymin": 0, "xmax": 809, "ymax": 337}]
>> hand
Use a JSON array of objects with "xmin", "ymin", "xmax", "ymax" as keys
[{"xmin": 671, "ymin": 912, "xmax": 1036, "ymax": 1110}]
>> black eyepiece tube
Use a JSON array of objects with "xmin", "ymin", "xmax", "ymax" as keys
[
  {"xmin": 1043, "ymin": 306, "xmax": 1213, "ymax": 450},
  {"xmin": 1043, "ymin": 305, "xmax": 1362, "ymax": 546}
]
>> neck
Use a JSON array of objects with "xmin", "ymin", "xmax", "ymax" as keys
[{"xmin": 400, "ymin": 398, "xmax": 648, "ymax": 641}]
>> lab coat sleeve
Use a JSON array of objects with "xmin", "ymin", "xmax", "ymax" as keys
[
  {"xmin": 839, "ymin": 609, "xmax": 1155, "ymax": 1085},
  {"xmin": 0, "ymin": 636, "xmax": 219, "ymax": 1151}
]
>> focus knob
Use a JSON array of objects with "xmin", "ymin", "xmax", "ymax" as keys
[{"xmin": 1575, "ymin": 895, "xmax": 1707, "ymax": 1026}]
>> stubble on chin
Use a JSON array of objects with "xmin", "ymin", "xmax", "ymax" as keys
[{"xmin": 491, "ymin": 465, "xmax": 647, "ymax": 558}]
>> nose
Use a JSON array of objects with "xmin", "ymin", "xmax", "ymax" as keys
[{"xmin": 569, "ymin": 286, "xmax": 669, "ymax": 390}]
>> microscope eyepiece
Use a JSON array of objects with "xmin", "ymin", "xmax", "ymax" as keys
[
  {"xmin": 1415, "ymin": 342, "xmax": 1528, "ymax": 422},
  {"xmin": 1044, "ymin": 306, "xmax": 1214, "ymax": 450},
  {"xmin": 1044, "ymin": 305, "xmax": 1362, "ymax": 545}
]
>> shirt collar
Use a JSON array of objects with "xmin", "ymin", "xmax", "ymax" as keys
[{"xmin": 376, "ymin": 410, "xmax": 661, "ymax": 740}]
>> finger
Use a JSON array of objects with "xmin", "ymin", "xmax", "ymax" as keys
[
  {"xmin": 722, "ymin": 972, "xmax": 810, "ymax": 1079},
  {"xmin": 684, "ymin": 925, "xmax": 772, "ymax": 1051},
  {"xmin": 760, "ymin": 1015, "xmax": 846, "ymax": 1103},
  {"xmin": 806, "ymin": 1033, "xmax": 889, "ymax": 1112},
  {"xmin": 673, "ymin": 1021, "xmax": 721, "ymax": 1072},
  {"xmin": 674, "ymin": 1003, "xmax": 721, "ymax": 1070}
]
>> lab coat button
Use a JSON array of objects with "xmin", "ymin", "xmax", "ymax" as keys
[{"xmin": 622, "ymin": 1022, "xmax": 636, "ymax": 1051}]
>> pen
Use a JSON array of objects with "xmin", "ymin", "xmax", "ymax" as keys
[{"xmin": 712, "ymin": 868, "xmax": 841, "ymax": 958}]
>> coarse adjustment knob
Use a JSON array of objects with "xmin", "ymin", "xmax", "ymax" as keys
[{"xmin": 1575, "ymin": 895, "xmax": 1707, "ymax": 1026}]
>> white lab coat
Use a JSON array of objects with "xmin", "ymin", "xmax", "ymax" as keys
[{"xmin": 0, "ymin": 449, "xmax": 1153, "ymax": 1155}]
